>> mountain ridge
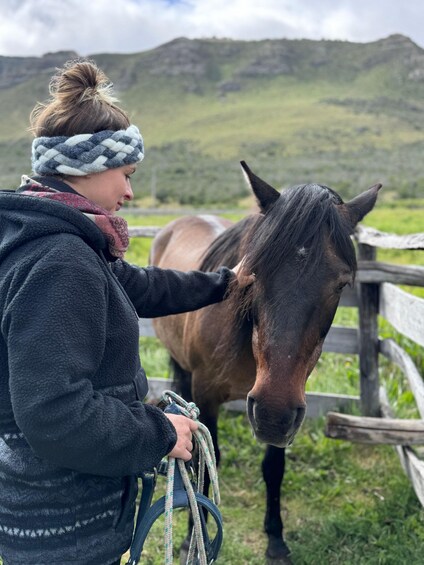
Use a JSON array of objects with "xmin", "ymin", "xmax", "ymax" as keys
[
  {"xmin": 1, "ymin": 34, "xmax": 424, "ymax": 203},
  {"xmin": 1, "ymin": 34, "xmax": 423, "ymax": 90}
]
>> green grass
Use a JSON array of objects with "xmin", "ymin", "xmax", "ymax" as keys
[{"xmin": 123, "ymin": 414, "xmax": 424, "ymax": 565}]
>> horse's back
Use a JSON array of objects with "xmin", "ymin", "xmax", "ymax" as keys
[
  {"xmin": 150, "ymin": 214, "xmax": 233, "ymax": 378},
  {"xmin": 150, "ymin": 215, "xmax": 232, "ymax": 271}
]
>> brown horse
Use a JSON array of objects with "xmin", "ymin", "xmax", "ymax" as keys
[{"xmin": 150, "ymin": 162, "xmax": 381, "ymax": 563}]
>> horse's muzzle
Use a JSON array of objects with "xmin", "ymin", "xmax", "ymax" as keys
[{"xmin": 246, "ymin": 394, "xmax": 306, "ymax": 447}]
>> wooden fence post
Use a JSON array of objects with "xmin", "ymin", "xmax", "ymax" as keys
[{"xmin": 357, "ymin": 242, "xmax": 380, "ymax": 416}]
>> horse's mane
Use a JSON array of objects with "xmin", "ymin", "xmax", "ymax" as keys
[
  {"xmin": 199, "ymin": 215, "xmax": 256, "ymax": 271},
  {"xmin": 197, "ymin": 183, "xmax": 356, "ymax": 374}
]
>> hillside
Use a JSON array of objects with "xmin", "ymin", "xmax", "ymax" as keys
[{"xmin": 1, "ymin": 34, "xmax": 424, "ymax": 204}]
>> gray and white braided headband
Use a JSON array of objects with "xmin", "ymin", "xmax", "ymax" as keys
[{"xmin": 31, "ymin": 124, "xmax": 144, "ymax": 176}]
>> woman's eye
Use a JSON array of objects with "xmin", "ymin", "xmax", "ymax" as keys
[{"xmin": 125, "ymin": 167, "xmax": 136, "ymax": 180}]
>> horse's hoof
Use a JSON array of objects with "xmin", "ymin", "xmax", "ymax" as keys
[
  {"xmin": 266, "ymin": 555, "xmax": 293, "ymax": 565},
  {"xmin": 266, "ymin": 538, "xmax": 292, "ymax": 565}
]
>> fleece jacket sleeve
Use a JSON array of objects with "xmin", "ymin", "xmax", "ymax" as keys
[
  {"xmin": 112, "ymin": 260, "xmax": 235, "ymax": 318},
  {"xmin": 2, "ymin": 251, "xmax": 177, "ymax": 477}
]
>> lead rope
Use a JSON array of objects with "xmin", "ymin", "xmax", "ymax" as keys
[{"xmin": 162, "ymin": 391, "xmax": 220, "ymax": 565}]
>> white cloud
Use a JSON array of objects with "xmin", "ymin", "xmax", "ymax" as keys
[{"xmin": 0, "ymin": 0, "xmax": 423, "ymax": 57}]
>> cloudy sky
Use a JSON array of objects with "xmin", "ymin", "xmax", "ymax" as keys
[{"xmin": 1, "ymin": 0, "xmax": 424, "ymax": 57}]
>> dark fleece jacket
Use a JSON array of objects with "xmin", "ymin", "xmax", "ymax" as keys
[{"xmin": 0, "ymin": 183, "xmax": 233, "ymax": 565}]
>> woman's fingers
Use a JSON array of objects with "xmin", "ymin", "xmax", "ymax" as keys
[
  {"xmin": 165, "ymin": 413, "xmax": 198, "ymax": 461},
  {"xmin": 232, "ymin": 257, "xmax": 255, "ymax": 289}
]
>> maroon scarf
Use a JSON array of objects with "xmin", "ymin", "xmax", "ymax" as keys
[{"xmin": 20, "ymin": 181, "xmax": 129, "ymax": 259}]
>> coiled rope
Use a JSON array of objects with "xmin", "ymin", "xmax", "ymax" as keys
[
  {"xmin": 162, "ymin": 390, "xmax": 220, "ymax": 565},
  {"xmin": 125, "ymin": 390, "xmax": 222, "ymax": 565}
]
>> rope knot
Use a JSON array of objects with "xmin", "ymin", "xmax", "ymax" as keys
[
  {"xmin": 161, "ymin": 390, "xmax": 200, "ymax": 420},
  {"xmin": 186, "ymin": 402, "xmax": 200, "ymax": 420}
]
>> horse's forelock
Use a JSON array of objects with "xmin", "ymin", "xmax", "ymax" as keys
[{"xmin": 244, "ymin": 183, "xmax": 355, "ymax": 284}]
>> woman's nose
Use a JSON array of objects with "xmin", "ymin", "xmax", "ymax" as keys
[{"xmin": 125, "ymin": 184, "xmax": 134, "ymax": 201}]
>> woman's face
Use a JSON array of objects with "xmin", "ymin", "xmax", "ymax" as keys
[{"xmin": 68, "ymin": 164, "xmax": 136, "ymax": 213}]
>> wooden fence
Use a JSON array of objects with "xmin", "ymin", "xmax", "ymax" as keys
[
  {"xmin": 325, "ymin": 224, "xmax": 424, "ymax": 506},
  {"xmin": 129, "ymin": 223, "xmax": 424, "ymax": 505}
]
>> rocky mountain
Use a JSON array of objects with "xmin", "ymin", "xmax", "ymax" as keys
[
  {"xmin": 1, "ymin": 34, "xmax": 424, "ymax": 203},
  {"xmin": 0, "ymin": 51, "xmax": 78, "ymax": 89}
]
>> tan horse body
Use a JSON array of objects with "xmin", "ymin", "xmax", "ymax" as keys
[{"xmin": 151, "ymin": 214, "xmax": 255, "ymax": 409}]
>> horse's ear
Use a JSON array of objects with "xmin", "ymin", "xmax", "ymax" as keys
[
  {"xmin": 240, "ymin": 161, "xmax": 280, "ymax": 213},
  {"xmin": 345, "ymin": 183, "xmax": 382, "ymax": 229}
]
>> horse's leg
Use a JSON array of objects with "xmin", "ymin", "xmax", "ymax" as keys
[
  {"xmin": 170, "ymin": 357, "xmax": 193, "ymax": 402},
  {"xmin": 262, "ymin": 445, "xmax": 292, "ymax": 564}
]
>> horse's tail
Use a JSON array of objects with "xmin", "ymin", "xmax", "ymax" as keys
[{"xmin": 169, "ymin": 357, "xmax": 193, "ymax": 403}]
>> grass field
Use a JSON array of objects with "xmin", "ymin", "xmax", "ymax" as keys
[
  {"xmin": 122, "ymin": 415, "xmax": 424, "ymax": 565},
  {"xmin": 121, "ymin": 202, "xmax": 424, "ymax": 564}
]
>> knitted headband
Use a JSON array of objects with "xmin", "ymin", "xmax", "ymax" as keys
[{"xmin": 31, "ymin": 124, "xmax": 144, "ymax": 176}]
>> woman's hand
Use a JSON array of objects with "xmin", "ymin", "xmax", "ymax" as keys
[
  {"xmin": 165, "ymin": 413, "xmax": 199, "ymax": 461},
  {"xmin": 232, "ymin": 257, "xmax": 255, "ymax": 289}
]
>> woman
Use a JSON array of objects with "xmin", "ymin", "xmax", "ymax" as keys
[{"xmin": 0, "ymin": 60, "xmax": 249, "ymax": 565}]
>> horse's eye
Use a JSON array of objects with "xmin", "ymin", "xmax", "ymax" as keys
[{"xmin": 335, "ymin": 281, "xmax": 348, "ymax": 293}]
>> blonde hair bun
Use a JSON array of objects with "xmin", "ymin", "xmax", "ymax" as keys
[
  {"xmin": 30, "ymin": 59, "xmax": 130, "ymax": 137},
  {"xmin": 51, "ymin": 59, "xmax": 119, "ymax": 107}
]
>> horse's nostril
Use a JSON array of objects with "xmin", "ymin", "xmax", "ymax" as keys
[
  {"xmin": 246, "ymin": 395, "xmax": 256, "ymax": 423},
  {"xmin": 295, "ymin": 405, "xmax": 306, "ymax": 427}
]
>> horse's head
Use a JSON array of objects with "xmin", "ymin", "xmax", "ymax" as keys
[{"xmin": 239, "ymin": 161, "xmax": 381, "ymax": 447}]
